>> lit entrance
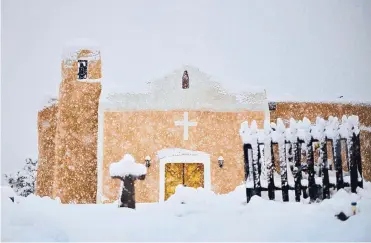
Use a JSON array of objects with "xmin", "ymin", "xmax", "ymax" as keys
[{"xmin": 164, "ymin": 163, "xmax": 204, "ymax": 200}]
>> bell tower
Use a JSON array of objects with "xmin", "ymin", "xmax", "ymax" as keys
[{"xmin": 53, "ymin": 43, "xmax": 102, "ymax": 203}]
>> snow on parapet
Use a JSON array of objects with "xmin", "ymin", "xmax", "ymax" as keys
[
  {"xmin": 156, "ymin": 148, "xmax": 209, "ymax": 159},
  {"xmin": 101, "ymin": 65, "xmax": 268, "ymax": 112},
  {"xmin": 109, "ymin": 154, "xmax": 146, "ymax": 177}
]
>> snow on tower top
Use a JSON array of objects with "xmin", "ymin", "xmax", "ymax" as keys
[
  {"xmin": 61, "ymin": 39, "xmax": 102, "ymax": 81},
  {"xmin": 101, "ymin": 65, "xmax": 268, "ymax": 112},
  {"xmin": 62, "ymin": 38, "xmax": 100, "ymax": 62}
]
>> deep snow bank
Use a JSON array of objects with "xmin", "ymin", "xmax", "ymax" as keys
[
  {"xmin": 2, "ymin": 182, "xmax": 371, "ymax": 242},
  {"xmin": 1, "ymin": 194, "xmax": 68, "ymax": 242}
]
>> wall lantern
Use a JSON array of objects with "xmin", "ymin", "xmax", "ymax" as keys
[
  {"xmin": 218, "ymin": 156, "xmax": 224, "ymax": 168},
  {"xmin": 145, "ymin": 156, "xmax": 151, "ymax": 168}
]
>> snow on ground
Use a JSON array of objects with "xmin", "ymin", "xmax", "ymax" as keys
[{"xmin": 2, "ymin": 182, "xmax": 371, "ymax": 242}]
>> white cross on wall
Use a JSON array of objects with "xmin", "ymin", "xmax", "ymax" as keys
[{"xmin": 174, "ymin": 112, "xmax": 197, "ymax": 140}]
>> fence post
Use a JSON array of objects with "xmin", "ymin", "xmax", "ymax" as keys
[
  {"xmin": 258, "ymin": 145, "xmax": 262, "ymax": 176},
  {"xmin": 333, "ymin": 138, "xmax": 344, "ymax": 190},
  {"xmin": 251, "ymin": 144, "xmax": 261, "ymax": 197},
  {"xmin": 268, "ymin": 142, "xmax": 275, "ymax": 200},
  {"xmin": 294, "ymin": 140, "xmax": 302, "ymax": 202},
  {"xmin": 243, "ymin": 144, "xmax": 253, "ymax": 203},
  {"xmin": 277, "ymin": 119, "xmax": 289, "ymax": 202},
  {"xmin": 349, "ymin": 134, "xmax": 358, "ymax": 193},
  {"xmin": 354, "ymin": 132, "xmax": 363, "ymax": 188},
  {"xmin": 263, "ymin": 120, "xmax": 275, "ymax": 200},
  {"xmin": 307, "ymin": 138, "xmax": 317, "ymax": 202},
  {"xmin": 321, "ymin": 140, "xmax": 330, "ymax": 199}
]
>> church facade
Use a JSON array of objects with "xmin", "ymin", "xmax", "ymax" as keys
[
  {"xmin": 36, "ymin": 47, "xmax": 371, "ymax": 204},
  {"xmin": 97, "ymin": 65, "xmax": 268, "ymax": 203}
]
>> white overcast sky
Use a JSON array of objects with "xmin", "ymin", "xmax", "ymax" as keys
[{"xmin": 1, "ymin": 0, "xmax": 371, "ymax": 174}]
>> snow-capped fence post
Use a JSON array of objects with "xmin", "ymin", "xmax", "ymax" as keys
[
  {"xmin": 243, "ymin": 143, "xmax": 253, "ymax": 203},
  {"xmin": 240, "ymin": 121, "xmax": 261, "ymax": 202},
  {"xmin": 313, "ymin": 117, "xmax": 330, "ymax": 200},
  {"xmin": 250, "ymin": 121, "xmax": 262, "ymax": 197},
  {"xmin": 293, "ymin": 140, "xmax": 302, "ymax": 202},
  {"xmin": 241, "ymin": 122, "xmax": 253, "ymax": 203},
  {"xmin": 327, "ymin": 117, "xmax": 344, "ymax": 190},
  {"xmin": 307, "ymin": 137, "xmax": 317, "ymax": 202},
  {"xmin": 333, "ymin": 138, "xmax": 344, "ymax": 190},
  {"xmin": 349, "ymin": 115, "xmax": 363, "ymax": 189},
  {"xmin": 300, "ymin": 117, "xmax": 317, "ymax": 202},
  {"xmin": 287, "ymin": 117, "xmax": 301, "ymax": 202},
  {"xmin": 354, "ymin": 130, "xmax": 363, "ymax": 189},
  {"xmin": 320, "ymin": 140, "xmax": 330, "ymax": 199},
  {"xmin": 340, "ymin": 115, "xmax": 359, "ymax": 193},
  {"xmin": 277, "ymin": 119, "xmax": 289, "ymax": 202},
  {"xmin": 109, "ymin": 154, "xmax": 146, "ymax": 209},
  {"xmin": 316, "ymin": 118, "xmax": 330, "ymax": 199},
  {"xmin": 264, "ymin": 120, "xmax": 275, "ymax": 200},
  {"xmin": 240, "ymin": 115, "xmax": 363, "ymax": 204}
]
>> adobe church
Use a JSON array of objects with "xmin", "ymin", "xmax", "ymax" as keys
[{"xmin": 36, "ymin": 47, "xmax": 371, "ymax": 204}]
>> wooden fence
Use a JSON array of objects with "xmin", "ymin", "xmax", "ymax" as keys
[{"xmin": 240, "ymin": 115, "xmax": 364, "ymax": 203}]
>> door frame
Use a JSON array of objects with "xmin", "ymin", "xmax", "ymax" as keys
[{"xmin": 159, "ymin": 154, "xmax": 211, "ymax": 202}]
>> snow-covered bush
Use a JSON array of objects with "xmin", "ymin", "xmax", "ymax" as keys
[{"xmin": 4, "ymin": 158, "xmax": 38, "ymax": 197}]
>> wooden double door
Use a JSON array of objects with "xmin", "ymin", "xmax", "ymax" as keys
[{"xmin": 165, "ymin": 163, "xmax": 204, "ymax": 200}]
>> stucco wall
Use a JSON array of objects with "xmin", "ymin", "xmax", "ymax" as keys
[
  {"xmin": 102, "ymin": 110, "xmax": 265, "ymax": 203},
  {"xmin": 35, "ymin": 104, "xmax": 58, "ymax": 197},
  {"xmin": 270, "ymin": 102, "xmax": 371, "ymax": 181}
]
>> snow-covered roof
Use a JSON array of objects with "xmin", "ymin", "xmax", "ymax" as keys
[
  {"xmin": 269, "ymin": 98, "xmax": 371, "ymax": 106},
  {"xmin": 100, "ymin": 65, "xmax": 268, "ymax": 112}
]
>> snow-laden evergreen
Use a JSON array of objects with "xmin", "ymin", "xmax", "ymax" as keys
[{"xmin": 4, "ymin": 158, "xmax": 38, "ymax": 197}]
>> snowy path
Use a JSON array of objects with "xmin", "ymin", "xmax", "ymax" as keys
[{"xmin": 2, "ymin": 184, "xmax": 371, "ymax": 242}]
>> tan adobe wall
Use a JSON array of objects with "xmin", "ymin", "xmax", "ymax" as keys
[
  {"xmin": 102, "ymin": 110, "xmax": 265, "ymax": 203},
  {"xmin": 51, "ymin": 49, "xmax": 102, "ymax": 203},
  {"xmin": 36, "ymin": 104, "xmax": 58, "ymax": 197},
  {"xmin": 270, "ymin": 102, "xmax": 371, "ymax": 181}
]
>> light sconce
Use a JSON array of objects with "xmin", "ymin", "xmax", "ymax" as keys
[
  {"xmin": 218, "ymin": 156, "xmax": 224, "ymax": 168},
  {"xmin": 145, "ymin": 156, "xmax": 151, "ymax": 168}
]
